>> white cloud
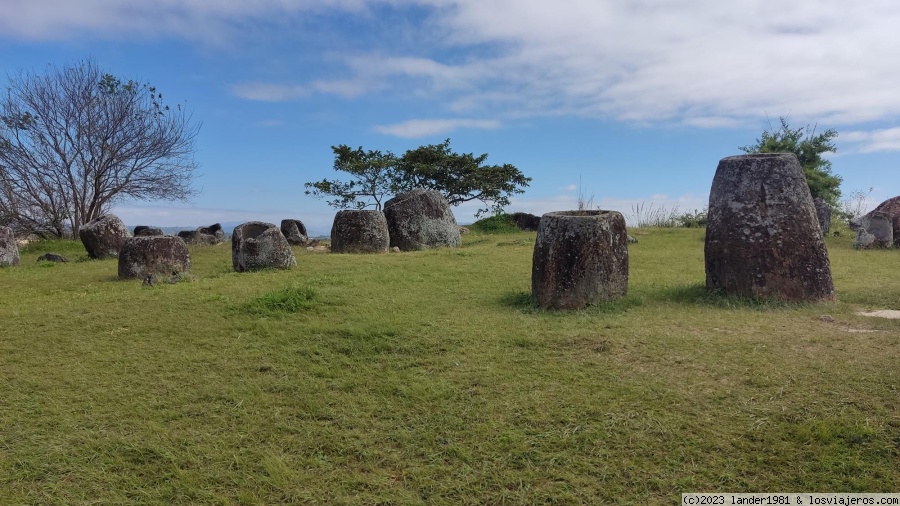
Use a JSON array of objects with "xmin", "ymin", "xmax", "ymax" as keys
[
  {"xmin": 843, "ymin": 127, "xmax": 900, "ymax": 153},
  {"xmin": 230, "ymin": 82, "xmax": 309, "ymax": 101},
  {"xmin": 6, "ymin": 1, "xmax": 900, "ymax": 128},
  {"xmin": 373, "ymin": 118, "xmax": 501, "ymax": 138},
  {"xmin": 0, "ymin": 0, "xmax": 370, "ymax": 42}
]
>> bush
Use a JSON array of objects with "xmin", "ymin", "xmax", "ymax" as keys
[{"xmin": 467, "ymin": 213, "xmax": 520, "ymax": 234}]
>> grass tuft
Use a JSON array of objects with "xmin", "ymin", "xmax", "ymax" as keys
[{"xmin": 244, "ymin": 285, "xmax": 319, "ymax": 315}]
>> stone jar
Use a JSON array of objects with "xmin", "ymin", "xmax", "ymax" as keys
[
  {"xmin": 383, "ymin": 189, "xmax": 460, "ymax": 251},
  {"xmin": 79, "ymin": 214, "xmax": 131, "ymax": 259},
  {"xmin": 281, "ymin": 219, "xmax": 308, "ymax": 246},
  {"xmin": 531, "ymin": 210, "xmax": 629, "ymax": 309},
  {"xmin": 0, "ymin": 226, "xmax": 20, "ymax": 267},
  {"xmin": 118, "ymin": 236, "xmax": 191, "ymax": 279},
  {"xmin": 330, "ymin": 210, "xmax": 390, "ymax": 253},
  {"xmin": 231, "ymin": 221, "xmax": 296, "ymax": 272},
  {"xmin": 705, "ymin": 153, "xmax": 834, "ymax": 301}
]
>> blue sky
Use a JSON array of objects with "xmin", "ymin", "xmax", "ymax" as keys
[{"xmin": 1, "ymin": 1, "xmax": 897, "ymax": 234}]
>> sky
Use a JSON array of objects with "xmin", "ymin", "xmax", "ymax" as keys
[{"xmin": 1, "ymin": 0, "xmax": 898, "ymax": 235}]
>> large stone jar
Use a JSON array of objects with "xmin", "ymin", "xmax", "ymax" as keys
[
  {"xmin": 330, "ymin": 210, "xmax": 390, "ymax": 253},
  {"xmin": 383, "ymin": 189, "xmax": 460, "ymax": 251},
  {"xmin": 705, "ymin": 153, "xmax": 834, "ymax": 301},
  {"xmin": 531, "ymin": 210, "xmax": 629, "ymax": 309},
  {"xmin": 231, "ymin": 221, "xmax": 296, "ymax": 272},
  {"xmin": 0, "ymin": 226, "xmax": 19, "ymax": 267},
  {"xmin": 118, "ymin": 236, "xmax": 191, "ymax": 279},
  {"xmin": 79, "ymin": 214, "xmax": 131, "ymax": 259}
]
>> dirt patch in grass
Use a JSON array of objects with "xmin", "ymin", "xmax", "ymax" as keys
[{"xmin": 857, "ymin": 310, "xmax": 900, "ymax": 319}]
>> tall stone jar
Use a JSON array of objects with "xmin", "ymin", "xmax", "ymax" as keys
[
  {"xmin": 705, "ymin": 153, "xmax": 834, "ymax": 301},
  {"xmin": 531, "ymin": 210, "xmax": 629, "ymax": 309}
]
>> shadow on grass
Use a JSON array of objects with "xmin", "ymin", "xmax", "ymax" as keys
[
  {"xmin": 659, "ymin": 283, "xmax": 816, "ymax": 310},
  {"xmin": 498, "ymin": 290, "xmax": 643, "ymax": 315}
]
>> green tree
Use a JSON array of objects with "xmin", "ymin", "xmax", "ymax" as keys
[
  {"xmin": 304, "ymin": 145, "xmax": 400, "ymax": 211},
  {"xmin": 305, "ymin": 139, "xmax": 531, "ymax": 217},
  {"xmin": 740, "ymin": 117, "xmax": 841, "ymax": 207},
  {"xmin": 0, "ymin": 60, "xmax": 200, "ymax": 238},
  {"xmin": 397, "ymin": 139, "xmax": 531, "ymax": 217}
]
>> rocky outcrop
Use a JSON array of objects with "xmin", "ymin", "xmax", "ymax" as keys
[
  {"xmin": 511, "ymin": 212, "xmax": 541, "ymax": 231},
  {"xmin": 384, "ymin": 189, "xmax": 460, "ymax": 251},
  {"xmin": 0, "ymin": 226, "xmax": 20, "ymax": 267},
  {"xmin": 231, "ymin": 221, "xmax": 296, "ymax": 272},
  {"xmin": 813, "ymin": 197, "xmax": 831, "ymax": 236},
  {"xmin": 79, "ymin": 214, "xmax": 131, "ymax": 259},
  {"xmin": 280, "ymin": 219, "xmax": 308, "ymax": 246},
  {"xmin": 850, "ymin": 196, "xmax": 900, "ymax": 247},
  {"xmin": 330, "ymin": 210, "xmax": 390, "ymax": 254},
  {"xmin": 531, "ymin": 211, "xmax": 629, "ymax": 309},
  {"xmin": 118, "ymin": 236, "xmax": 192, "ymax": 279},
  {"xmin": 133, "ymin": 226, "xmax": 164, "ymax": 237},
  {"xmin": 705, "ymin": 154, "xmax": 834, "ymax": 301}
]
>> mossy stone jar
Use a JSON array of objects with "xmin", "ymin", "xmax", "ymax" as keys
[
  {"xmin": 330, "ymin": 210, "xmax": 390, "ymax": 254},
  {"xmin": 531, "ymin": 210, "xmax": 629, "ymax": 309}
]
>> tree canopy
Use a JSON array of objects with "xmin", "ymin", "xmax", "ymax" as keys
[
  {"xmin": 305, "ymin": 139, "xmax": 530, "ymax": 217},
  {"xmin": 304, "ymin": 145, "xmax": 399, "ymax": 211},
  {"xmin": 740, "ymin": 117, "xmax": 842, "ymax": 207},
  {"xmin": 0, "ymin": 60, "xmax": 200, "ymax": 237},
  {"xmin": 396, "ymin": 139, "xmax": 531, "ymax": 216}
]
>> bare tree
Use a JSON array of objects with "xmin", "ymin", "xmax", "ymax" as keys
[{"xmin": 0, "ymin": 60, "xmax": 200, "ymax": 238}]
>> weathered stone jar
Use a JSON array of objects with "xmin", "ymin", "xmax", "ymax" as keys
[
  {"xmin": 79, "ymin": 214, "xmax": 131, "ymax": 259},
  {"xmin": 231, "ymin": 221, "xmax": 296, "ymax": 272},
  {"xmin": 281, "ymin": 219, "xmax": 308, "ymax": 246},
  {"xmin": 118, "ymin": 236, "xmax": 191, "ymax": 279},
  {"xmin": 705, "ymin": 153, "xmax": 834, "ymax": 301},
  {"xmin": 330, "ymin": 210, "xmax": 390, "ymax": 253},
  {"xmin": 383, "ymin": 189, "xmax": 460, "ymax": 251},
  {"xmin": 0, "ymin": 226, "xmax": 20, "ymax": 267},
  {"xmin": 531, "ymin": 210, "xmax": 629, "ymax": 309}
]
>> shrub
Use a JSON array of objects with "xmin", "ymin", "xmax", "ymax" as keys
[{"xmin": 467, "ymin": 213, "xmax": 520, "ymax": 234}]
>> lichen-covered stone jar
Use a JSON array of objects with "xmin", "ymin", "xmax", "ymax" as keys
[{"xmin": 531, "ymin": 210, "xmax": 629, "ymax": 309}]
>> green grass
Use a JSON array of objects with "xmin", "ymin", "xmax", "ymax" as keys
[{"xmin": 1, "ymin": 229, "xmax": 899, "ymax": 505}]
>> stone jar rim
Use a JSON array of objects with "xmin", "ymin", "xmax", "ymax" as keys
[
  {"xmin": 721, "ymin": 153, "xmax": 796, "ymax": 162},
  {"xmin": 543, "ymin": 210, "xmax": 619, "ymax": 219}
]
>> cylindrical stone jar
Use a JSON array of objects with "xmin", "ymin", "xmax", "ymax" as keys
[
  {"xmin": 704, "ymin": 153, "xmax": 834, "ymax": 301},
  {"xmin": 531, "ymin": 210, "xmax": 629, "ymax": 309},
  {"xmin": 0, "ymin": 226, "xmax": 20, "ymax": 267},
  {"xmin": 330, "ymin": 210, "xmax": 390, "ymax": 253},
  {"xmin": 118, "ymin": 235, "xmax": 191, "ymax": 279}
]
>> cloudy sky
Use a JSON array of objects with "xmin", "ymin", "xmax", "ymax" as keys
[{"xmin": 1, "ymin": 0, "xmax": 897, "ymax": 233}]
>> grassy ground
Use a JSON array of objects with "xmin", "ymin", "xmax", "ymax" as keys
[{"xmin": 1, "ymin": 228, "xmax": 898, "ymax": 505}]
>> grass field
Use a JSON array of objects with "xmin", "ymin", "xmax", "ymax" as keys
[{"xmin": 1, "ymin": 227, "xmax": 898, "ymax": 505}]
